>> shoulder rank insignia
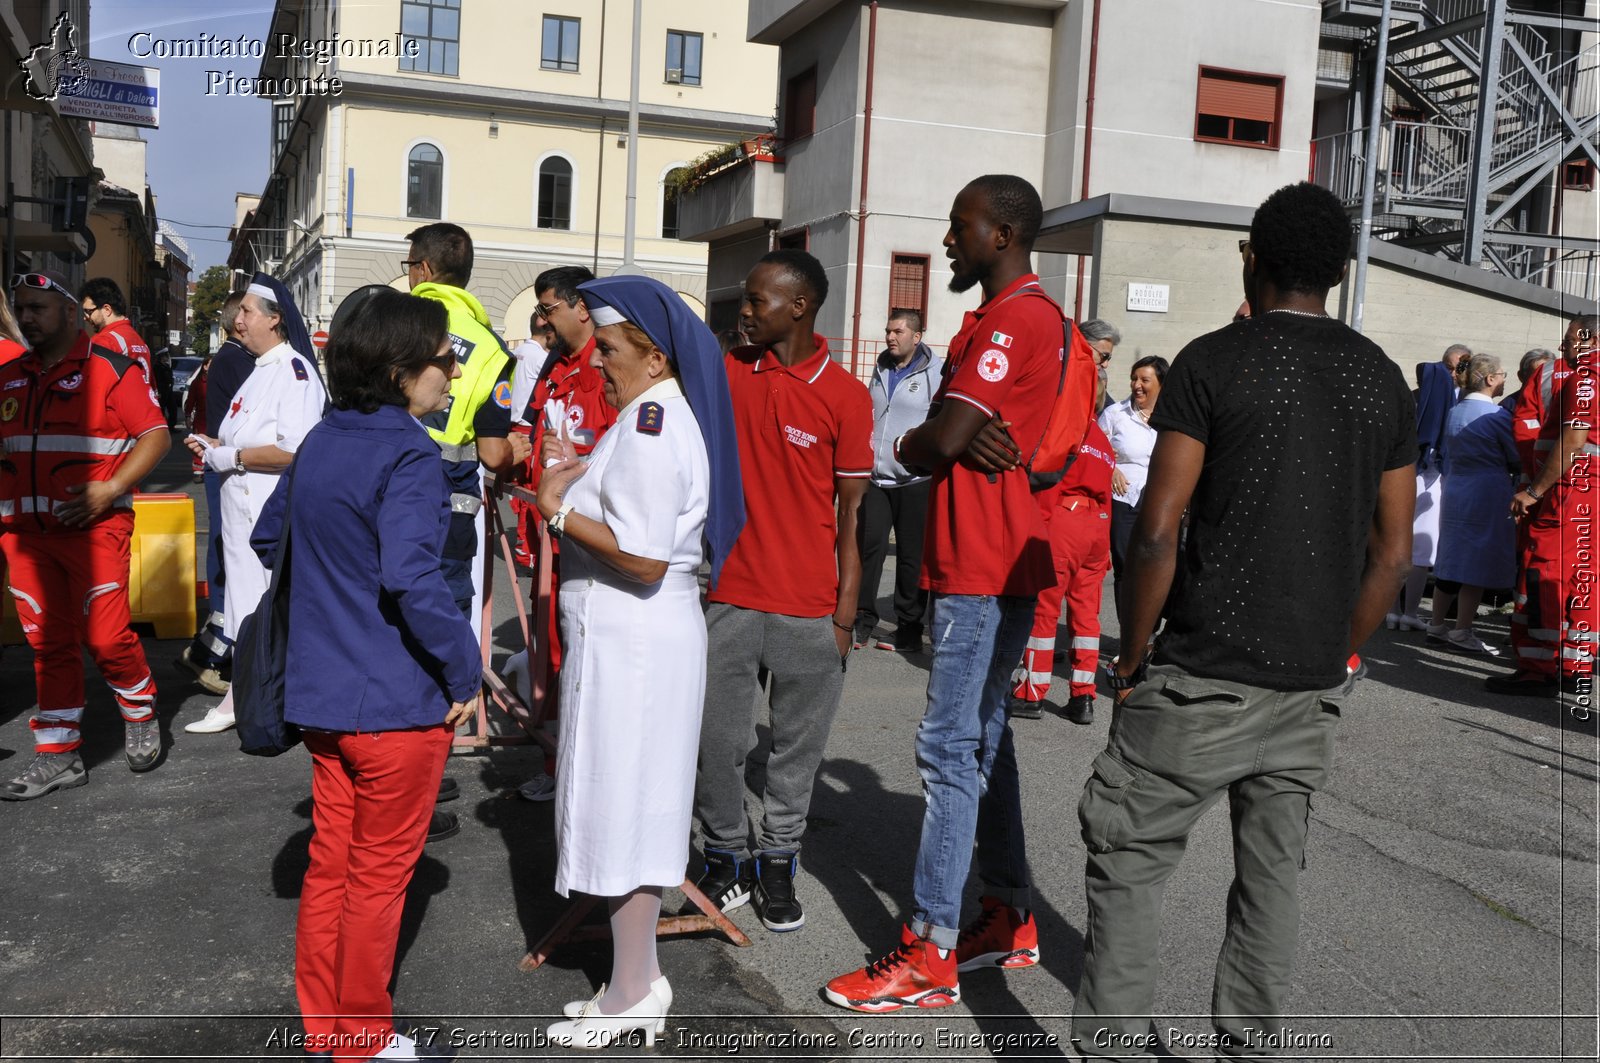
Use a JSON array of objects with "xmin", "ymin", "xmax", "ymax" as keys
[
  {"xmin": 637, "ymin": 401, "xmax": 663, "ymax": 435},
  {"xmin": 292, "ymin": 358, "xmax": 309, "ymax": 381}
]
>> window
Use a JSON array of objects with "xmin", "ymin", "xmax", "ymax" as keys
[
  {"xmin": 538, "ymin": 156, "xmax": 573, "ymax": 229},
  {"xmin": 783, "ymin": 66, "xmax": 817, "ymax": 143},
  {"xmin": 1194, "ymin": 67, "xmax": 1283, "ymax": 149},
  {"xmin": 407, "ymin": 143, "xmax": 443, "ymax": 219},
  {"xmin": 777, "ymin": 228, "xmax": 808, "ymax": 251},
  {"xmin": 666, "ymin": 30, "xmax": 702, "ymax": 86},
  {"xmin": 888, "ymin": 253, "xmax": 929, "ymax": 318},
  {"xmin": 399, "ymin": 0, "xmax": 459, "ymax": 77},
  {"xmin": 661, "ymin": 167, "xmax": 688, "ymax": 239},
  {"xmin": 542, "ymin": 15, "xmax": 580, "ymax": 72},
  {"xmin": 271, "ymin": 100, "xmax": 294, "ymax": 161},
  {"xmin": 1564, "ymin": 159, "xmax": 1595, "ymax": 191}
]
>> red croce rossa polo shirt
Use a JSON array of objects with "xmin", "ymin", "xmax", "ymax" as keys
[
  {"xmin": 921, "ymin": 273, "xmax": 1060, "ymax": 598},
  {"xmin": 709, "ymin": 335, "xmax": 873, "ymax": 618},
  {"xmin": 91, "ymin": 318, "xmax": 152, "ymax": 380}
]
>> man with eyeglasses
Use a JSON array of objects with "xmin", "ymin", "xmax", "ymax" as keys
[
  {"xmin": 0, "ymin": 270, "xmax": 171, "ymax": 799},
  {"xmin": 80, "ymin": 277, "xmax": 153, "ymax": 382},
  {"xmin": 518, "ymin": 266, "xmax": 618, "ymax": 720}
]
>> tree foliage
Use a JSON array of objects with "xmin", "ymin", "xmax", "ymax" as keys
[{"xmin": 188, "ymin": 265, "xmax": 232, "ymax": 354}]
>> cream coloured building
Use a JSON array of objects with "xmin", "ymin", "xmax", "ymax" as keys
[{"xmin": 230, "ymin": 0, "xmax": 778, "ymax": 340}]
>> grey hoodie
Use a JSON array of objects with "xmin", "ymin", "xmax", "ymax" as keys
[{"xmin": 867, "ymin": 342, "xmax": 946, "ymax": 486}]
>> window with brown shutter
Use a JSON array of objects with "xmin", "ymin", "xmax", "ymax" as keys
[
  {"xmin": 888, "ymin": 253, "xmax": 929, "ymax": 318},
  {"xmin": 784, "ymin": 66, "xmax": 817, "ymax": 143},
  {"xmin": 1195, "ymin": 67, "xmax": 1284, "ymax": 149}
]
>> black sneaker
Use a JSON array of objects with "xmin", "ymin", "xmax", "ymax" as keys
[
  {"xmin": 753, "ymin": 851, "xmax": 805, "ymax": 932},
  {"xmin": 426, "ymin": 809, "xmax": 459, "ymax": 843},
  {"xmin": 890, "ymin": 622, "xmax": 923, "ymax": 654},
  {"xmin": 852, "ymin": 616, "xmax": 875, "ymax": 650},
  {"xmin": 436, "ymin": 777, "xmax": 459, "ymax": 803},
  {"xmin": 1063, "ymin": 694, "xmax": 1095, "ymax": 726},
  {"xmin": 1008, "ymin": 695, "xmax": 1043, "ymax": 720},
  {"xmin": 693, "ymin": 847, "xmax": 751, "ymax": 913}
]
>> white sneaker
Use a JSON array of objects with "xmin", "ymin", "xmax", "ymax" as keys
[
  {"xmin": 1394, "ymin": 614, "xmax": 1429, "ymax": 632},
  {"xmin": 1446, "ymin": 629, "xmax": 1502, "ymax": 656},
  {"xmin": 184, "ymin": 707, "xmax": 236, "ymax": 734}
]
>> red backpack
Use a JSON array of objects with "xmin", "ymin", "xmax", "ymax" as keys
[{"xmin": 1006, "ymin": 285, "xmax": 1099, "ymax": 490}]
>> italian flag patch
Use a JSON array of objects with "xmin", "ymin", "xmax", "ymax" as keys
[{"xmin": 990, "ymin": 331, "xmax": 1013, "ymax": 348}]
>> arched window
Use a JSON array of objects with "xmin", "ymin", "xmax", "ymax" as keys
[
  {"xmin": 537, "ymin": 156, "xmax": 573, "ymax": 230},
  {"xmin": 407, "ymin": 143, "xmax": 443, "ymax": 219},
  {"xmin": 661, "ymin": 166, "xmax": 689, "ymax": 239}
]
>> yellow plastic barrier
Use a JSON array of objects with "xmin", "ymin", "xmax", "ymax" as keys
[{"xmin": 2, "ymin": 492, "xmax": 197, "ymax": 644}]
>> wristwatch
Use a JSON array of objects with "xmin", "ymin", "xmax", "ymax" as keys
[
  {"xmin": 548, "ymin": 502, "xmax": 574, "ymax": 537},
  {"xmin": 1105, "ymin": 660, "xmax": 1147, "ymax": 691},
  {"xmin": 233, "ymin": 450, "xmax": 246, "ymax": 474}
]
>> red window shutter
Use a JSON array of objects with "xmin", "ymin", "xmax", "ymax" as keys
[{"xmin": 1197, "ymin": 70, "xmax": 1279, "ymax": 122}]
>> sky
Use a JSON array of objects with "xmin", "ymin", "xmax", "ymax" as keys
[{"xmin": 89, "ymin": 1, "xmax": 278, "ymax": 276}]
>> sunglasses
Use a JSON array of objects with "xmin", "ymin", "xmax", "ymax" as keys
[
  {"xmin": 536, "ymin": 300, "xmax": 566, "ymax": 317},
  {"xmin": 10, "ymin": 272, "xmax": 75, "ymax": 301}
]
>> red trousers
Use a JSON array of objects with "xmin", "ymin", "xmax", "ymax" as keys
[
  {"xmin": 297, "ymin": 725, "xmax": 452, "ymax": 1062},
  {"xmin": 1514, "ymin": 492, "xmax": 1599, "ymax": 678},
  {"xmin": 1013, "ymin": 500, "xmax": 1111, "ymax": 702},
  {"xmin": 2, "ymin": 520, "xmax": 155, "ymax": 753}
]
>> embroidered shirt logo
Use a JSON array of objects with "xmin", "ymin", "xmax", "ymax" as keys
[
  {"xmin": 990, "ymin": 331, "xmax": 1013, "ymax": 349},
  {"xmin": 58, "ymin": 372, "xmax": 83, "ymax": 390},
  {"xmin": 977, "ymin": 349, "xmax": 1009, "ymax": 383},
  {"xmin": 783, "ymin": 424, "xmax": 818, "ymax": 449}
]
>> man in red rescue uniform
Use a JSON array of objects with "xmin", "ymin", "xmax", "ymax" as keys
[
  {"xmin": 1499, "ymin": 326, "xmax": 1577, "ymax": 685},
  {"xmin": 521, "ymin": 266, "xmax": 617, "ymax": 716},
  {"xmin": 1009, "ymin": 376, "xmax": 1115, "ymax": 725},
  {"xmin": 80, "ymin": 277, "xmax": 153, "ymax": 380},
  {"xmin": 1495, "ymin": 315, "xmax": 1600, "ymax": 699},
  {"xmin": 1, "ymin": 270, "xmax": 170, "ymax": 799}
]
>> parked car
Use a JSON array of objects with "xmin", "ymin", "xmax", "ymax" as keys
[{"xmin": 172, "ymin": 356, "xmax": 203, "ymax": 426}]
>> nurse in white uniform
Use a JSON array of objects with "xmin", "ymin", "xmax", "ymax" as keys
[
  {"xmin": 534, "ymin": 275, "xmax": 743, "ymax": 1051},
  {"xmin": 183, "ymin": 274, "xmax": 326, "ymax": 733}
]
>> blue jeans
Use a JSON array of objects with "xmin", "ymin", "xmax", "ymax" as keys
[{"xmin": 910, "ymin": 593, "xmax": 1035, "ymax": 948}]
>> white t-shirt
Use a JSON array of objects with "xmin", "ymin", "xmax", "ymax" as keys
[
  {"xmin": 510, "ymin": 339, "xmax": 548, "ymax": 427},
  {"xmin": 1097, "ymin": 397, "xmax": 1159, "ymax": 509}
]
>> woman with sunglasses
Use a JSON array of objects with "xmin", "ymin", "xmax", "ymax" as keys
[{"xmin": 250, "ymin": 286, "xmax": 473, "ymax": 1062}]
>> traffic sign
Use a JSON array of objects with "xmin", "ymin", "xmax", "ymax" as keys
[{"xmin": 311, "ymin": 329, "xmax": 329, "ymax": 350}]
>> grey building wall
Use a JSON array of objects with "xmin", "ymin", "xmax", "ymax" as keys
[{"xmin": 1090, "ymin": 216, "xmax": 1579, "ymax": 391}]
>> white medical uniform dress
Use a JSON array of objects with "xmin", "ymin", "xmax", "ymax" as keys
[
  {"xmin": 553, "ymin": 377, "xmax": 709, "ymax": 897},
  {"xmin": 217, "ymin": 341, "xmax": 326, "ymax": 638}
]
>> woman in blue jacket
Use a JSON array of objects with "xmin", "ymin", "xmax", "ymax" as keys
[{"xmin": 250, "ymin": 286, "xmax": 476, "ymax": 1062}]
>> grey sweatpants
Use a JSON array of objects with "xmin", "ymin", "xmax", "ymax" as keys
[
  {"xmin": 1072, "ymin": 662, "xmax": 1347, "ymax": 1059},
  {"xmin": 693, "ymin": 603, "xmax": 847, "ymax": 858}
]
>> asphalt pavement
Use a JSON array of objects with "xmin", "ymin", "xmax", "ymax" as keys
[{"xmin": 0, "ymin": 434, "xmax": 1595, "ymax": 1062}]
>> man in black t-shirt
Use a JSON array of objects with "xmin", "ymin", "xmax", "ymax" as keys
[{"xmin": 1073, "ymin": 183, "xmax": 1416, "ymax": 1059}]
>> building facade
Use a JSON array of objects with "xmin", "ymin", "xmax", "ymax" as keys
[
  {"xmin": 680, "ymin": 0, "xmax": 1595, "ymax": 381},
  {"xmin": 230, "ymin": 0, "xmax": 779, "ymax": 342},
  {"xmin": 2, "ymin": 0, "xmax": 97, "ymax": 289}
]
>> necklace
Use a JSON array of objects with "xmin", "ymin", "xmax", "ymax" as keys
[{"xmin": 1265, "ymin": 308, "xmax": 1329, "ymax": 319}]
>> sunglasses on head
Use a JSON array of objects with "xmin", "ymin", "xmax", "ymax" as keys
[{"xmin": 9, "ymin": 272, "xmax": 75, "ymax": 301}]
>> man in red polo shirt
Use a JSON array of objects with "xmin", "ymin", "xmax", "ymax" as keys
[
  {"xmin": 2, "ymin": 269, "xmax": 170, "ymax": 800},
  {"xmin": 80, "ymin": 277, "xmax": 152, "ymax": 380},
  {"xmin": 825, "ymin": 175, "xmax": 1058, "ymax": 1011},
  {"xmin": 692, "ymin": 249, "xmax": 872, "ymax": 933}
]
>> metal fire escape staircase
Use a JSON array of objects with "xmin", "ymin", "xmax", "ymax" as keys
[{"xmin": 1316, "ymin": 0, "xmax": 1599, "ymax": 298}]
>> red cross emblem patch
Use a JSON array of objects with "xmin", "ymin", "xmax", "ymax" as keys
[{"xmin": 977, "ymin": 349, "xmax": 1009, "ymax": 383}]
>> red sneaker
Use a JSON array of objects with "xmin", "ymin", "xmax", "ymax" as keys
[
  {"xmin": 956, "ymin": 896, "xmax": 1040, "ymax": 972},
  {"xmin": 823, "ymin": 926, "xmax": 960, "ymax": 1013}
]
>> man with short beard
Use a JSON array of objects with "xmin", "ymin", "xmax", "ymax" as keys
[
  {"xmin": 824, "ymin": 175, "xmax": 1060, "ymax": 1011},
  {"xmin": 1, "ymin": 270, "xmax": 171, "ymax": 799}
]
